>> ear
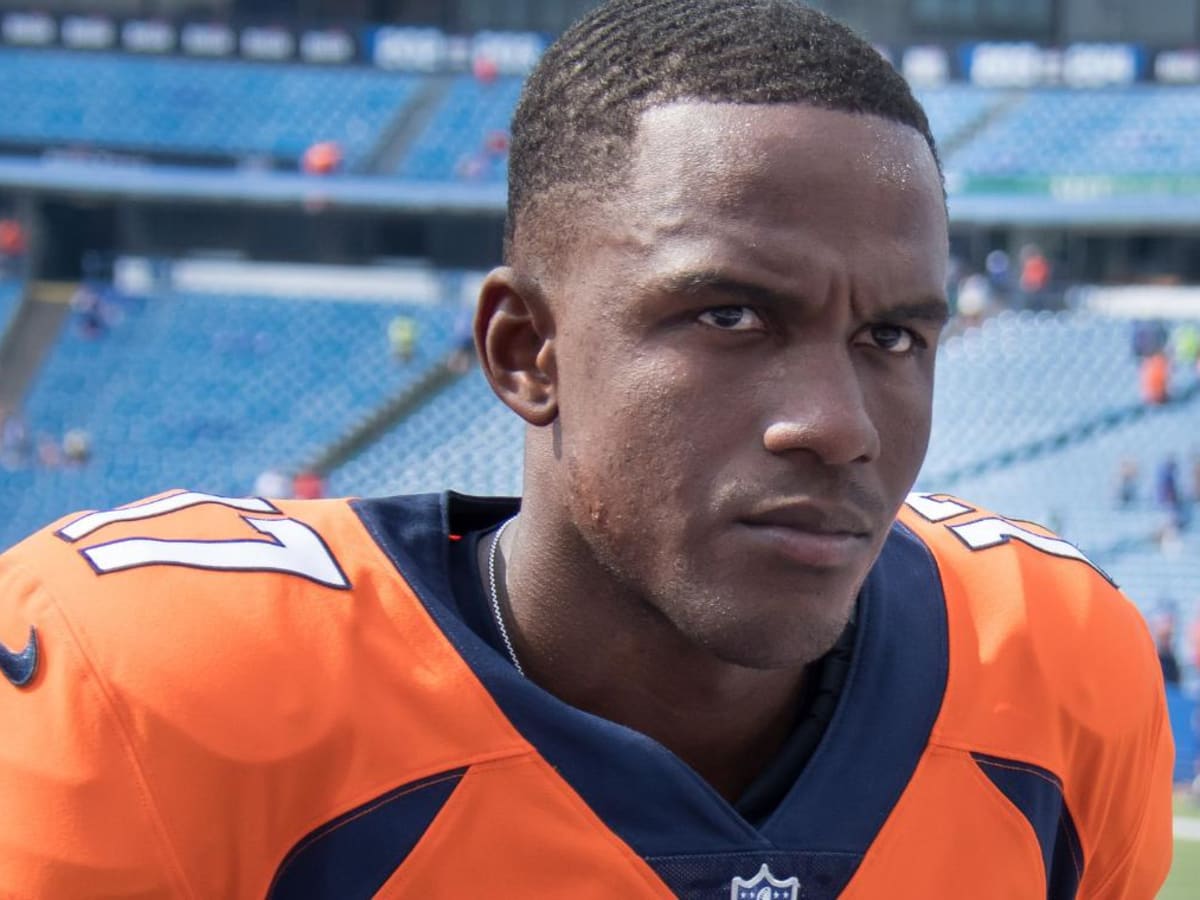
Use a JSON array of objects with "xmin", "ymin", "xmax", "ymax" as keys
[{"xmin": 475, "ymin": 266, "xmax": 558, "ymax": 427}]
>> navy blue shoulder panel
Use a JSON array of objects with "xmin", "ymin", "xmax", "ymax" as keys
[
  {"xmin": 760, "ymin": 519, "xmax": 949, "ymax": 852},
  {"xmin": 266, "ymin": 767, "xmax": 466, "ymax": 900},
  {"xmin": 972, "ymin": 753, "xmax": 1083, "ymax": 899}
]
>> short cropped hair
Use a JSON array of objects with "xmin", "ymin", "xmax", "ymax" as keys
[{"xmin": 506, "ymin": 0, "xmax": 939, "ymax": 259}]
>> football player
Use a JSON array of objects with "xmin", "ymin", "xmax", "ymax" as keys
[{"xmin": 0, "ymin": 0, "xmax": 1172, "ymax": 896}]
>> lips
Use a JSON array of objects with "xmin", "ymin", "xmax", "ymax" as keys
[
  {"xmin": 740, "ymin": 501, "xmax": 873, "ymax": 536},
  {"xmin": 736, "ymin": 502, "xmax": 874, "ymax": 568}
]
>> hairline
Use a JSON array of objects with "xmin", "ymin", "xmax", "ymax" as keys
[{"xmin": 506, "ymin": 98, "xmax": 946, "ymax": 273}]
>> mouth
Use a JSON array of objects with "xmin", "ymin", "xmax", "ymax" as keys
[{"xmin": 736, "ymin": 503, "xmax": 874, "ymax": 569}]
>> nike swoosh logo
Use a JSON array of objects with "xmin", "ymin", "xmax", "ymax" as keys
[{"xmin": 0, "ymin": 626, "xmax": 39, "ymax": 688}]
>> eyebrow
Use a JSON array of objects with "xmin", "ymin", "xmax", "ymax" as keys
[
  {"xmin": 655, "ymin": 270, "xmax": 951, "ymax": 325},
  {"xmin": 657, "ymin": 270, "xmax": 794, "ymax": 309},
  {"xmin": 873, "ymin": 299, "xmax": 952, "ymax": 327}
]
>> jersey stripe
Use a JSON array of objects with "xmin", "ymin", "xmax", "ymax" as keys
[
  {"xmin": 266, "ymin": 767, "xmax": 467, "ymax": 900},
  {"xmin": 972, "ymin": 753, "xmax": 1083, "ymax": 899}
]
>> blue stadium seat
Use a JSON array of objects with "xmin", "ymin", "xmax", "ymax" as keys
[
  {"xmin": 0, "ymin": 48, "xmax": 420, "ymax": 168},
  {"xmin": 0, "ymin": 288, "xmax": 458, "ymax": 548},
  {"xmin": 947, "ymin": 86, "xmax": 1200, "ymax": 177},
  {"xmin": 397, "ymin": 75, "xmax": 523, "ymax": 182},
  {"xmin": 913, "ymin": 85, "xmax": 1009, "ymax": 149},
  {"xmin": 328, "ymin": 367, "xmax": 523, "ymax": 498},
  {"xmin": 922, "ymin": 311, "xmax": 1146, "ymax": 480}
]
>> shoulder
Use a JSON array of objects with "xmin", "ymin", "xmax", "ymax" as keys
[
  {"xmin": 0, "ymin": 490, "xmax": 437, "ymax": 718},
  {"xmin": 897, "ymin": 491, "xmax": 1146, "ymax": 650},
  {"xmin": 1, "ymin": 496, "xmax": 531, "ymax": 894},
  {"xmin": 0, "ymin": 487, "xmax": 515, "ymax": 780},
  {"xmin": 894, "ymin": 492, "xmax": 1162, "ymax": 756}
]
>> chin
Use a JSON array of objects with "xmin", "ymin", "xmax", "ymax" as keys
[{"xmin": 691, "ymin": 601, "xmax": 855, "ymax": 671}]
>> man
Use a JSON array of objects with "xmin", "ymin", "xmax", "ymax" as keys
[{"xmin": 0, "ymin": 1, "xmax": 1172, "ymax": 897}]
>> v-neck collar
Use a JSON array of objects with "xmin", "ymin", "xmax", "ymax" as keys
[{"xmin": 354, "ymin": 492, "xmax": 948, "ymax": 862}]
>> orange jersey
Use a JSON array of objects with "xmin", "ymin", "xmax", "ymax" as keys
[{"xmin": 0, "ymin": 490, "xmax": 1172, "ymax": 898}]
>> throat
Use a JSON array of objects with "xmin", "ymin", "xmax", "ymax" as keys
[
  {"xmin": 477, "ymin": 512, "xmax": 829, "ymax": 809},
  {"xmin": 653, "ymin": 698, "xmax": 803, "ymax": 804},
  {"xmin": 531, "ymin": 645, "xmax": 812, "ymax": 806}
]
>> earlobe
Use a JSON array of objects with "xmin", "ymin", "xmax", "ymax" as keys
[{"xmin": 476, "ymin": 266, "xmax": 558, "ymax": 427}]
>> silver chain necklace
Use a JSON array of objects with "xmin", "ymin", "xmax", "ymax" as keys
[{"xmin": 487, "ymin": 517, "xmax": 525, "ymax": 677}]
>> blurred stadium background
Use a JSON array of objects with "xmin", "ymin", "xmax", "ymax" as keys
[{"xmin": 0, "ymin": 0, "xmax": 1197, "ymax": 892}]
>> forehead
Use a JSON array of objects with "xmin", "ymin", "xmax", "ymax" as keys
[{"xmin": 578, "ymin": 101, "xmax": 946, "ymax": 297}]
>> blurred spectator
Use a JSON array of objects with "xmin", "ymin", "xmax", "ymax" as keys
[
  {"xmin": 70, "ymin": 283, "xmax": 108, "ymax": 339},
  {"xmin": 984, "ymin": 249, "xmax": 1011, "ymax": 300},
  {"xmin": 0, "ymin": 217, "xmax": 26, "ymax": 277},
  {"xmin": 447, "ymin": 307, "xmax": 477, "ymax": 374},
  {"xmin": 955, "ymin": 273, "xmax": 991, "ymax": 323},
  {"xmin": 36, "ymin": 434, "xmax": 62, "ymax": 469},
  {"xmin": 1157, "ymin": 455, "xmax": 1180, "ymax": 508},
  {"xmin": 1156, "ymin": 455, "xmax": 1187, "ymax": 530},
  {"xmin": 1174, "ymin": 322, "xmax": 1199, "ymax": 370},
  {"xmin": 62, "ymin": 428, "xmax": 91, "ymax": 466},
  {"xmin": 388, "ymin": 314, "xmax": 417, "ymax": 363},
  {"xmin": 484, "ymin": 130, "xmax": 510, "ymax": 157},
  {"xmin": 293, "ymin": 470, "xmax": 325, "ymax": 500},
  {"xmin": 472, "ymin": 55, "xmax": 499, "ymax": 84},
  {"xmin": 301, "ymin": 141, "xmax": 342, "ymax": 176},
  {"xmin": 1017, "ymin": 243, "xmax": 1050, "ymax": 307},
  {"xmin": 1139, "ymin": 351, "xmax": 1169, "ymax": 405},
  {"xmin": 455, "ymin": 153, "xmax": 488, "ymax": 181},
  {"xmin": 1115, "ymin": 457, "xmax": 1139, "ymax": 507},
  {"xmin": 1154, "ymin": 616, "xmax": 1181, "ymax": 686},
  {"xmin": 254, "ymin": 468, "xmax": 292, "ymax": 500},
  {"xmin": 0, "ymin": 406, "xmax": 30, "ymax": 468},
  {"xmin": 1131, "ymin": 320, "xmax": 1168, "ymax": 359}
]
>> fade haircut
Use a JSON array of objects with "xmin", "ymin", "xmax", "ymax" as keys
[{"xmin": 506, "ymin": 0, "xmax": 940, "ymax": 261}]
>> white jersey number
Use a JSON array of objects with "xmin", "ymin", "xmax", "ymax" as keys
[
  {"xmin": 905, "ymin": 492, "xmax": 1109, "ymax": 581},
  {"xmin": 57, "ymin": 491, "xmax": 349, "ymax": 589}
]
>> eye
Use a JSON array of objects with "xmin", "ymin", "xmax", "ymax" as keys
[
  {"xmin": 856, "ymin": 324, "xmax": 920, "ymax": 354},
  {"xmin": 697, "ymin": 306, "xmax": 765, "ymax": 332}
]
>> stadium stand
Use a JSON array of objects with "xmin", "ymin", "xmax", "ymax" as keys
[
  {"xmin": 327, "ymin": 366, "xmax": 523, "ymax": 498},
  {"xmin": 1108, "ymin": 531, "xmax": 1200, "ymax": 618},
  {"xmin": 913, "ymin": 85, "xmax": 1010, "ymax": 150},
  {"xmin": 0, "ymin": 289, "xmax": 457, "ymax": 548},
  {"xmin": 396, "ymin": 74, "xmax": 523, "ymax": 181},
  {"xmin": 948, "ymin": 85, "xmax": 1200, "ymax": 177},
  {"xmin": 921, "ymin": 310, "xmax": 1156, "ymax": 479},
  {"xmin": 940, "ymin": 386, "xmax": 1199, "ymax": 562},
  {"xmin": 1, "ymin": 49, "xmax": 1197, "ymax": 190},
  {"xmin": 0, "ymin": 48, "xmax": 421, "ymax": 168},
  {"xmin": 393, "ymin": 81, "xmax": 1010, "ymax": 183}
]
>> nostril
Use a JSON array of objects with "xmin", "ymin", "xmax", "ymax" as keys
[{"xmin": 762, "ymin": 413, "xmax": 880, "ymax": 465}]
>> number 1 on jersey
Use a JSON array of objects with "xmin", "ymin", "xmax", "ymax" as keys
[{"xmin": 57, "ymin": 492, "xmax": 349, "ymax": 589}]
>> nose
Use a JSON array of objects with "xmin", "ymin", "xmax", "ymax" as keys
[{"xmin": 761, "ymin": 353, "xmax": 881, "ymax": 466}]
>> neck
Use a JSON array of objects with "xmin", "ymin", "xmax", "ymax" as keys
[{"xmin": 485, "ymin": 508, "xmax": 809, "ymax": 802}]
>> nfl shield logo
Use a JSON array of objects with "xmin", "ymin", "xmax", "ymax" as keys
[{"xmin": 731, "ymin": 863, "xmax": 801, "ymax": 900}]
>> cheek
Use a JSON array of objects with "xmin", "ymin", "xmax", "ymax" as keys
[
  {"xmin": 558, "ymin": 359, "xmax": 716, "ymax": 530},
  {"xmin": 869, "ymin": 366, "xmax": 934, "ymax": 488}
]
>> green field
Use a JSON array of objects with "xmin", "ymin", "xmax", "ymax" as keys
[{"xmin": 1162, "ymin": 794, "xmax": 1200, "ymax": 899}]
